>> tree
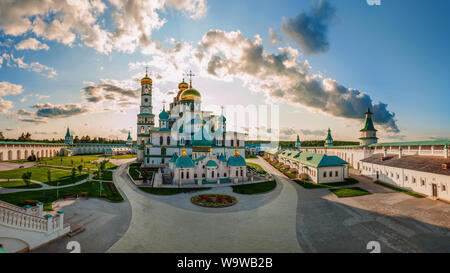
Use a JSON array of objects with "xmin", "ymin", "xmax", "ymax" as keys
[
  {"xmin": 47, "ymin": 169, "xmax": 52, "ymax": 184},
  {"xmin": 77, "ymin": 165, "xmax": 83, "ymax": 175},
  {"xmin": 22, "ymin": 172, "xmax": 32, "ymax": 187},
  {"xmin": 71, "ymin": 168, "xmax": 76, "ymax": 184},
  {"xmin": 0, "ymin": 131, "xmax": 4, "ymax": 140},
  {"xmin": 71, "ymin": 159, "xmax": 74, "ymax": 166}
]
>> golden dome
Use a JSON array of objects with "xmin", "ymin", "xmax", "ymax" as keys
[
  {"xmin": 178, "ymin": 79, "xmax": 189, "ymax": 91},
  {"xmin": 141, "ymin": 76, "xmax": 152, "ymax": 85},
  {"xmin": 180, "ymin": 88, "xmax": 201, "ymax": 101}
]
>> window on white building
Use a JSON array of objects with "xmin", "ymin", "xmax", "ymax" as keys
[
  {"xmin": 324, "ymin": 172, "xmax": 327, "ymax": 178},
  {"xmin": 442, "ymin": 185, "xmax": 446, "ymax": 192}
]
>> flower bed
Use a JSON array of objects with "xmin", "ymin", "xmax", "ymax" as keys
[{"xmin": 191, "ymin": 194, "xmax": 237, "ymax": 208}]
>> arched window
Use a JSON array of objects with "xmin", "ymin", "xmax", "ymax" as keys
[
  {"xmin": 237, "ymin": 140, "xmax": 240, "ymax": 147},
  {"xmin": 181, "ymin": 171, "xmax": 184, "ymax": 179},
  {"xmin": 236, "ymin": 170, "xmax": 239, "ymax": 176},
  {"xmin": 231, "ymin": 140, "xmax": 234, "ymax": 147},
  {"xmin": 240, "ymin": 169, "xmax": 243, "ymax": 176},
  {"xmin": 324, "ymin": 172, "xmax": 327, "ymax": 178},
  {"xmin": 167, "ymin": 136, "xmax": 171, "ymax": 146},
  {"xmin": 212, "ymin": 171, "xmax": 215, "ymax": 178},
  {"xmin": 224, "ymin": 173, "xmax": 227, "ymax": 177},
  {"xmin": 141, "ymin": 126, "xmax": 145, "ymax": 133},
  {"xmin": 186, "ymin": 172, "xmax": 189, "ymax": 179},
  {"xmin": 160, "ymin": 136, "xmax": 163, "ymax": 145},
  {"xmin": 329, "ymin": 171, "xmax": 332, "ymax": 177}
]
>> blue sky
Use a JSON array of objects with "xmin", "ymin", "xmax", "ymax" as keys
[{"xmin": 0, "ymin": 0, "xmax": 448, "ymax": 142}]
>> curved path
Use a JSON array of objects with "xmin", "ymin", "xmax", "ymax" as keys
[{"xmin": 107, "ymin": 160, "xmax": 302, "ymax": 253}]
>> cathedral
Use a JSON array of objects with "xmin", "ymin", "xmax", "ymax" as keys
[{"xmin": 136, "ymin": 69, "xmax": 248, "ymax": 185}]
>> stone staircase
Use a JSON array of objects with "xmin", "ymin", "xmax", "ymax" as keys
[{"xmin": 0, "ymin": 200, "xmax": 71, "ymax": 252}]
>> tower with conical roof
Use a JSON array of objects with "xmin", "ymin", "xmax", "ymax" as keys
[
  {"xmin": 126, "ymin": 131, "xmax": 133, "ymax": 145},
  {"xmin": 359, "ymin": 107, "xmax": 378, "ymax": 146},
  {"xmin": 64, "ymin": 127, "xmax": 73, "ymax": 145},
  {"xmin": 296, "ymin": 135, "xmax": 301, "ymax": 149},
  {"xmin": 324, "ymin": 128, "xmax": 334, "ymax": 147}
]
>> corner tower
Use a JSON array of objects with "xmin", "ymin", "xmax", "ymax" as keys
[
  {"xmin": 64, "ymin": 127, "xmax": 73, "ymax": 145},
  {"xmin": 137, "ymin": 68, "xmax": 154, "ymax": 163},
  {"xmin": 359, "ymin": 107, "xmax": 378, "ymax": 145},
  {"xmin": 324, "ymin": 128, "xmax": 334, "ymax": 147}
]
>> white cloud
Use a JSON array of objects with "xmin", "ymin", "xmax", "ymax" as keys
[
  {"xmin": 0, "ymin": 81, "xmax": 24, "ymax": 96},
  {"xmin": 15, "ymin": 37, "xmax": 50, "ymax": 51},
  {"xmin": 196, "ymin": 29, "xmax": 399, "ymax": 133},
  {"xmin": 0, "ymin": 0, "xmax": 208, "ymax": 55},
  {"xmin": 2, "ymin": 53, "xmax": 57, "ymax": 78}
]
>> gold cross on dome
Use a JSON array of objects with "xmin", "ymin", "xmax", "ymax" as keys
[{"xmin": 184, "ymin": 70, "xmax": 196, "ymax": 87}]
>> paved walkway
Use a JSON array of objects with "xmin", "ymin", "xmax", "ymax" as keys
[
  {"xmin": 0, "ymin": 175, "xmax": 94, "ymax": 194},
  {"xmin": 107, "ymin": 160, "xmax": 302, "ymax": 253}
]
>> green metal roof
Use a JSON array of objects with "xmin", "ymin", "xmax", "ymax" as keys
[
  {"xmin": 361, "ymin": 107, "xmax": 377, "ymax": 131},
  {"xmin": 0, "ymin": 248, "xmax": 8, "ymax": 253},
  {"xmin": 206, "ymin": 160, "xmax": 219, "ymax": 167},
  {"xmin": 159, "ymin": 108, "xmax": 169, "ymax": 120},
  {"xmin": 192, "ymin": 125, "xmax": 212, "ymax": 147},
  {"xmin": 218, "ymin": 154, "xmax": 227, "ymax": 162},
  {"xmin": 227, "ymin": 155, "xmax": 246, "ymax": 166},
  {"xmin": 325, "ymin": 128, "xmax": 333, "ymax": 141},
  {"xmin": 280, "ymin": 151, "xmax": 348, "ymax": 168},
  {"xmin": 174, "ymin": 155, "xmax": 195, "ymax": 168},
  {"xmin": 65, "ymin": 127, "xmax": 71, "ymax": 138},
  {"xmin": 169, "ymin": 153, "xmax": 178, "ymax": 162}
]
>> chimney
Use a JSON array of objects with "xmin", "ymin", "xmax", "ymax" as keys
[
  {"xmin": 383, "ymin": 148, "xmax": 387, "ymax": 157},
  {"xmin": 399, "ymin": 147, "xmax": 403, "ymax": 159}
]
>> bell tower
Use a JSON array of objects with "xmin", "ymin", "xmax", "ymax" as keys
[{"xmin": 137, "ymin": 67, "xmax": 155, "ymax": 163}]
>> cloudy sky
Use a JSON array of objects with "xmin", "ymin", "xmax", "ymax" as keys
[{"xmin": 0, "ymin": 0, "xmax": 449, "ymax": 142}]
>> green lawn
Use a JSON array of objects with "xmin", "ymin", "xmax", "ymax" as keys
[
  {"xmin": 129, "ymin": 163, "xmax": 141, "ymax": 180},
  {"xmin": 329, "ymin": 187, "xmax": 372, "ymax": 198},
  {"xmin": 374, "ymin": 181, "xmax": 425, "ymax": 198},
  {"xmin": 0, "ymin": 167, "xmax": 88, "ymax": 186},
  {"xmin": 0, "ymin": 181, "xmax": 123, "ymax": 211},
  {"xmin": 93, "ymin": 170, "xmax": 113, "ymax": 181},
  {"xmin": 39, "ymin": 154, "xmax": 116, "ymax": 170},
  {"xmin": 232, "ymin": 180, "xmax": 276, "ymax": 194},
  {"xmin": 138, "ymin": 187, "xmax": 212, "ymax": 195},
  {"xmin": 0, "ymin": 180, "xmax": 42, "ymax": 189},
  {"xmin": 245, "ymin": 155, "xmax": 258, "ymax": 159},
  {"xmin": 246, "ymin": 162, "xmax": 267, "ymax": 174}
]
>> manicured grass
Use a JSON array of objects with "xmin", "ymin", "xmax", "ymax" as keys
[
  {"xmin": 329, "ymin": 187, "xmax": 372, "ymax": 198},
  {"xmin": 93, "ymin": 170, "xmax": 113, "ymax": 181},
  {"xmin": 129, "ymin": 163, "xmax": 141, "ymax": 180},
  {"xmin": 267, "ymin": 160, "xmax": 297, "ymax": 179},
  {"xmin": 0, "ymin": 181, "xmax": 123, "ymax": 211},
  {"xmin": 294, "ymin": 179, "xmax": 332, "ymax": 189},
  {"xmin": 0, "ymin": 167, "xmax": 88, "ymax": 186},
  {"xmin": 39, "ymin": 154, "xmax": 116, "ymax": 170},
  {"xmin": 0, "ymin": 180, "xmax": 42, "ymax": 189},
  {"xmin": 374, "ymin": 181, "xmax": 425, "ymax": 198},
  {"xmin": 106, "ymin": 154, "xmax": 136, "ymax": 159},
  {"xmin": 138, "ymin": 187, "xmax": 212, "ymax": 195},
  {"xmin": 246, "ymin": 162, "xmax": 267, "ymax": 174},
  {"xmin": 245, "ymin": 155, "xmax": 258, "ymax": 159},
  {"xmin": 232, "ymin": 180, "xmax": 276, "ymax": 194}
]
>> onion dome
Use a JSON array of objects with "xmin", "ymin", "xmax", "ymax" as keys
[
  {"xmin": 180, "ymin": 88, "xmax": 201, "ymax": 101},
  {"xmin": 174, "ymin": 148, "xmax": 195, "ymax": 168},
  {"xmin": 206, "ymin": 160, "xmax": 219, "ymax": 168},
  {"xmin": 159, "ymin": 108, "xmax": 169, "ymax": 120},
  {"xmin": 218, "ymin": 154, "xmax": 227, "ymax": 162},
  {"xmin": 227, "ymin": 148, "xmax": 246, "ymax": 166},
  {"xmin": 141, "ymin": 70, "xmax": 152, "ymax": 85},
  {"xmin": 178, "ymin": 78, "xmax": 189, "ymax": 91}
]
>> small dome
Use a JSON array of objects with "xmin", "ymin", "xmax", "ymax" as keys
[
  {"xmin": 141, "ymin": 76, "xmax": 152, "ymax": 85},
  {"xmin": 159, "ymin": 108, "xmax": 169, "ymax": 120},
  {"xmin": 178, "ymin": 80, "xmax": 189, "ymax": 91},
  {"xmin": 180, "ymin": 88, "xmax": 201, "ymax": 101}
]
